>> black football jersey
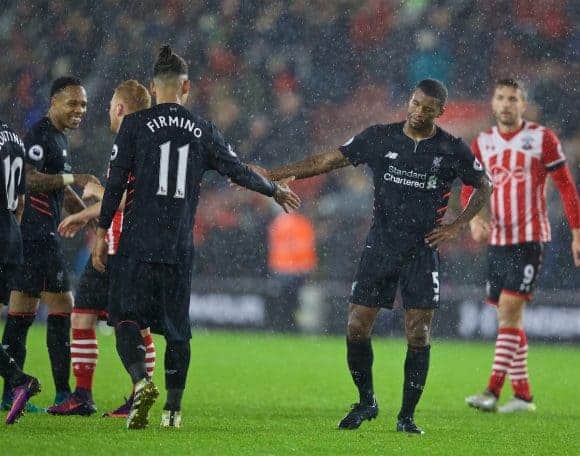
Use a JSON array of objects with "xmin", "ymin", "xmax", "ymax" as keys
[
  {"xmin": 99, "ymin": 103, "xmax": 275, "ymax": 264},
  {"xmin": 0, "ymin": 120, "xmax": 26, "ymax": 264},
  {"xmin": 340, "ymin": 122, "xmax": 485, "ymax": 249},
  {"xmin": 20, "ymin": 117, "xmax": 71, "ymax": 240}
]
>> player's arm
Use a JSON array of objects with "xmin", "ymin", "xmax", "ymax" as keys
[
  {"xmin": 63, "ymin": 186, "xmax": 87, "ymax": 215},
  {"xmin": 25, "ymin": 164, "xmax": 99, "ymax": 193},
  {"xmin": 59, "ymin": 190, "xmax": 128, "ymax": 238},
  {"xmin": 206, "ymin": 124, "xmax": 300, "ymax": 211},
  {"xmin": 542, "ymin": 129, "xmax": 580, "ymax": 266},
  {"xmin": 426, "ymin": 173, "xmax": 492, "ymax": 247},
  {"xmin": 551, "ymin": 165, "xmax": 580, "ymax": 266},
  {"xmin": 93, "ymin": 118, "xmax": 134, "ymax": 272},
  {"xmin": 267, "ymin": 149, "xmax": 351, "ymax": 181}
]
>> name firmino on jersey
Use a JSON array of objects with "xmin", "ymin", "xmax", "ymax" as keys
[{"xmin": 146, "ymin": 116, "xmax": 202, "ymax": 138}]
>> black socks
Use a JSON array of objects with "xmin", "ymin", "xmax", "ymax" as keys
[
  {"xmin": 47, "ymin": 314, "xmax": 71, "ymax": 394},
  {"xmin": 164, "ymin": 340, "xmax": 191, "ymax": 411},
  {"xmin": 346, "ymin": 337, "xmax": 374, "ymax": 404},
  {"xmin": 115, "ymin": 321, "xmax": 147, "ymax": 384},
  {"xmin": 398, "ymin": 344, "xmax": 431, "ymax": 420}
]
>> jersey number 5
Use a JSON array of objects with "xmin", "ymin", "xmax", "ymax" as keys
[
  {"xmin": 157, "ymin": 141, "xmax": 189, "ymax": 199},
  {"xmin": 2, "ymin": 155, "xmax": 24, "ymax": 210}
]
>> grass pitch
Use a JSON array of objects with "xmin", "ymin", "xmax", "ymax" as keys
[{"xmin": 1, "ymin": 324, "xmax": 578, "ymax": 455}]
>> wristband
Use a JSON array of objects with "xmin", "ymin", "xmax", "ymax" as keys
[{"xmin": 62, "ymin": 174, "xmax": 74, "ymax": 186}]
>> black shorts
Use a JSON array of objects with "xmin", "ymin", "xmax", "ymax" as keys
[
  {"xmin": 486, "ymin": 242, "xmax": 543, "ymax": 305},
  {"xmin": 351, "ymin": 244, "xmax": 440, "ymax": 309},
  {"xmin": 74, "ymin": 256, "xmax": 109, "ymax": 318},
  {"xmin": 0, "ymin": 263, "xmax": 18, "ymax": 305},
  {"xmin": 107, "ymin": 255, "xmax": 193, "ymax": 341},
  {"xmin": 11, "ymin": 238, "xmax": 71, "ymax": 297}
]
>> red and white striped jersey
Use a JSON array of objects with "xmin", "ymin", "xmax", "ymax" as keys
[{"xmin": 471, "ymin": 122, "xmax": 566, "ymax": 246}]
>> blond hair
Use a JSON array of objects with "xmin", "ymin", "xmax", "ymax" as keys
[{"xmin": 115, "ymin": 80, "xmax": 151, "ymax": 112}]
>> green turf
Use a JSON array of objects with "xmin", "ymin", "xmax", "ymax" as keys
[{"xmin": 1, "ymin": 324, "xmax": 579, "ymax": 455}]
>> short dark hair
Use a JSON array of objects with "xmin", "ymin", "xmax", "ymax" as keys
[
  {"xmin": 153, "ymin": 45, "xmax": 188, "ymax": 78},
  {"xmin": 414, "ymin": 79, "xmax": 448, "ymax": 106},
  {"xmin": 50, "ymin": 76, "xmax": 82, "ymax": 98},
  {"xmin": 495, "ymin": 78, "xmax": 527, "ymax": 100}
]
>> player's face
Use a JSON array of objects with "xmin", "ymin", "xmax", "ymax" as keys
[
  {"xmin": 52, "ymin": 86, "xmax": 87, "ymax": 130},
  {"xmin": 406, "ymin": 89, "xmax": 443, "ymax": 130},
  {"xmin": 492, "ymin": 86, "xmax": 527, "ymax": 127}
]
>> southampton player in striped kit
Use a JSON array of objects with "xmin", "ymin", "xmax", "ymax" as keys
[
  {"xmin": 463, "ymin": 79, "xmax": 580, "ymax": 413},
  {"xmin": 47, "ymin": 80, "xmax": 156, "ymax": 416}
]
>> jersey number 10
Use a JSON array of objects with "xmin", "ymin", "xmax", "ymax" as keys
[
  {"xmin": 3, "ymin": 155, "xmax": 23, "ymax": 210},
  {"xmin": 156, "ymin": 141, "xmax": 189, "ymax": 199}
]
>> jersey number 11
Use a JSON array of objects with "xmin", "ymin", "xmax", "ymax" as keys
[{"xmin": 156, "ymin": 140, "xmax": 189, "ymax": 199}]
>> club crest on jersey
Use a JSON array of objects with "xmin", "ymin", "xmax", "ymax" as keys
[
  {"xmin": 385, "ymin": 151, "xmax": 398, "ymax": 159},
  {"xmin": 473, "ymin": 158, "xmax": 483, "ymax": 171},
  {"xmin": 431, "ymin": 156, "xmax": 443, "ymax": 170},
  {"xmin": 110, "ymin": 144, "xmax": 119, "ymax": 161},
  {"xmin": 521, "ymin": 136, "xmax": 534, "ymax": 150}
]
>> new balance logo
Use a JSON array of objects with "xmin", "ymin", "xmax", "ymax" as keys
[{"xmin": 385, "ymin": 151, "xmax": 398, "ymax": 159}]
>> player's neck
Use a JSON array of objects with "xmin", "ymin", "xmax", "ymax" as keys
[
  {"xmin": 155, "ymin": 92, "xmax": 184, "ymax": 105},
  {"xmin": 47, "ymin": 110, "xmax": 66, "ymax": 132},
  {"xmin": 497, "ymin": 119, "xmax": 524, "ymax": 134},
  {"xmin": 403, "ymin": 121, "xmax": 436, "ymax": 141}
]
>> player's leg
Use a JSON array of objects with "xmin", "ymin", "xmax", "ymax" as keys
[
  {"xmin": 142, "ymin": 328, "xmax": 156, "ymax": 381},
  {"xmin": 396, "ymin": 246, "xmax": 440, "ymax": 434},
  {"xmin": 338, "ymin": 251, "xmax": 395, "ymax": 430},
  {"xmin": 42, "ymin": 291, "xmax": 73, "ymax": 404},
  {"xmin": 159, "ymin": 261, "xmax": 193, "ymax": 428},
  {"xmin": 397, "ymin": 308, "xmax": 433, "ymax": 435},
  {"xmin": 161, "ymin": 339, "xmax": 190, "ymax": 428},
  {"xmin": 109, "ymin": 256, "xmax": 158, "ymax": 429},
  {"xmin": 0, "ymin": 344, "xmax": 41, "ymax": 424},
  {"xmin": 47, "ymin": 258, "xmax": 110, "ymax": 415},
  {"xmin": 47, "ymin": 310, "xmax": 98, "ymax": 416},
  {"xmin": 465, "ymin": 245, "xmax": 504, "ymax": 410},
  {"xmin": 1, "ymin": 291, "xmax": 39, "ymax": 409},
  {"xmin": 467, "ymin": 244, "xmax": 540, "ymax": 413},
  {"xmin": 103, "ymin": 327, "xmax": 155, "ymax": 419},
  {"xmin": 497, "ymin": 244, "xmax": 541, "ymax": 413}
]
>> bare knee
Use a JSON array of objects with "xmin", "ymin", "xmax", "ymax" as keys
[
  {"xmin": 497, "ymin": 295, "xmax": 526, "ymax": 328},
  {"xmin": 42, "ymin": 291, "xmax": 73, "ymax": 314},
  {"xmin": 8, "ymin": 291, "xmax": 40, "ymax": 314},
  {"xmin": 405, "ymin": 309, "xmax": 434, "ymax": 346},
  {"xmin": 71, "ymin": 311, "xmax": 97, "ymax": 329},
  {"xmin": 347, "ymin": 304, "xmax": 379, "ymax": 341}
]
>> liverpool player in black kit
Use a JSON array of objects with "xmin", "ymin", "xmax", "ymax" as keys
[
  {"xmin": 0, "ymin": 120, "xmax": 41, "ymax": 424},
  {"xmin": 93, "ymin": 46, "xmax": 300, "ymax": 430},
  {"xmin": 1, "ymin": 77, "xmax": 99, "ymax": 411},
  {"xmin": 258, "ymin": 80, "xmax": 493, "ymax": 434}
]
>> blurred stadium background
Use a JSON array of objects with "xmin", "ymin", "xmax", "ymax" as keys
[{"xmin": 1, "ymin": 0, "xmax": 579, "ymax": 341}]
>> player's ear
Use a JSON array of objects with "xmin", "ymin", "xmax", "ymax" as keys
[
  {"xmin": 115, "ymin": 103, "xmax": 124, "ymax": 118},
  {"xmin": 181, "ymin": 79, "xmax": 191, "ymax": 102},
  {"xmin": 436, "ymin": 104, "xmax": 445, "ymax": 118}
]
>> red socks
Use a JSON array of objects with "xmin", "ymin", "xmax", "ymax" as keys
[
  {"xmin": 487, "ymin": 327, "xmax": 532, "ymax": 400},
  {"xmin": 71, "ymin": 328, "xmax": 98, "ymax": 391},
  {"xmin": 143, "ymin": 334, "xmax": 156, "ymax": 380}
]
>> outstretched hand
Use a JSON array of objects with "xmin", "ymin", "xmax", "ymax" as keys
[
  {"xmin": 58, "ymin": 212, "xmax": 89, "ymax": 238},
  {"xmin": 273, "ymin": 177, "xmax": 301, "ymax": 213},
  {"xmin": 425, "ymin": 222, "xmax": 464, "ymax": 248}
]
